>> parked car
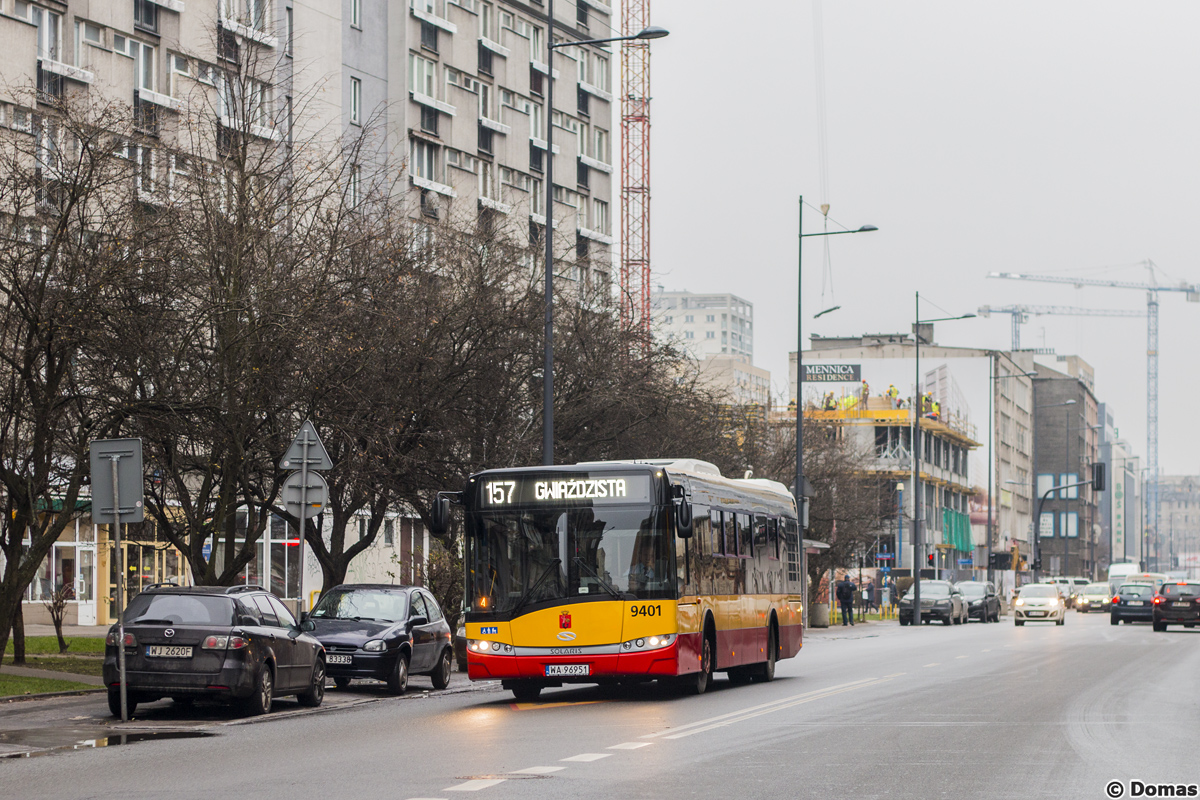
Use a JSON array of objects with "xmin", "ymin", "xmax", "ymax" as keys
[
  {"xmin": 455, "ymin": 622, "xmax": 468, "ymax": 672},
  {"xmin": 102, "ymin": 585, "xmax": 326, "ymax": 718},
  {"xmin": 1110, "ymin": 583, "xmax": 1156, "ymax": 625},
  {"xmin": 898, "ymin": 580, "xmax": 967, "ymax": 626},
  {"xmin": 1075, "ymin": 582, "xmax": 1113, "ymax": 613},
  {"xmin": 1152, "ymin": 581, "xmax": 1200, "ymax": 632},
  {"xmin": 1013, "ymin": 583, "xmax": 1066, "ymax": 626},
  {"xmin": 308, "ymin": 584, "xmax": 453, "ymax": 694},
  {"xmin": 957, "ymin": 581, "xmax": 1001, "ymax": 622}
]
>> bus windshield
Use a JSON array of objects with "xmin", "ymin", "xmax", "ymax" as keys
[{"xmin": 466, "ymin": 505, "xmax": 672, "ymax": 614}]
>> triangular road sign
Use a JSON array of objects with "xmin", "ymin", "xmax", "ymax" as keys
[{"xmin": 280, "ymin": 420, "xmax": 333, "ymax": 470}]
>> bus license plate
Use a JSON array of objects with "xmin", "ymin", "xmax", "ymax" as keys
[
  {"xmin": 146, "ymin": 645, "xmax": 193, "ymax": 658},
  {"xmin": 545, "ymin": 664, "xmax": 589, "ymax": 677}
]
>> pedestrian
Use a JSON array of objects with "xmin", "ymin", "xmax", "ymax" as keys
[
  {"xmin": 835, "ymin": 573, "xmax": 856, "ymax": 626},
  {"xmin": 866, "ymin": 579, "xmax": 877, "ymax": 612}
]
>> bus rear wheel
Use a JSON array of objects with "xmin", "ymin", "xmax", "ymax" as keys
[{"xmin": 751, "ymin": 626, "xmax": 777, "ymax": 683}]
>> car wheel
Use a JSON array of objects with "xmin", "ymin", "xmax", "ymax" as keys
[
  {"xmin": 430, "ymin": 648, "xmax": 452, "ymax": 690},
  {"xmin": 1015, "ymin": 620, "xmax": 1024, "ymax": 626},
  {"xmin": 241, "ymin": 664, "xmax": 274, "ymax": 716},
  {"xmin": 1056, "ymin": 617, "xmax": 1064, "ymax": 626},
  {"xmin": 899, "ymin": 616, "xmax": 910, "ymax": 626},
  {"xmin": 943, "ymin": 615, "xmax": 952, "ymax": 626},
  {"xmin": 171, "ymin": 696, "xmax": 194, "ymax": 708},
  {"xmin": 510, "ymin": 681, "xmax": 543, "ymax": 702},
  {"xmin": 334, "ymin": 677, "xmax": 350, "ymax": 690},
  {"xmin": 387, "ymin": 651, "xmax": 410, "ymax": 695},
  {"xmin": 1153, "ymin": 620, "xmax": 1167, "ymax": 632},
  {"xmin": 297, "ymin": 657, "xmax": 326, "ymax": 708},
  {"xmin": 107, "ymin": 689, "xmax": 137, "ymax": 719},
  {"xmin": 1110, "ymin": 615, "xmax": 1119, "ymax": 626}
]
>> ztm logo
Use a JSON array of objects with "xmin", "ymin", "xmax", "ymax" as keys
[{"xmin": 559, "ymin": 611, "xmax": 572, "ymax": 629}]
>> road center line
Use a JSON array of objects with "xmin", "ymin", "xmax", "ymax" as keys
[
  {"xmin": 955, "ymin": 656, "xmax": 968, "ymax": 659},
  {"xmin": 445, "ymin": 780, "xmax": 506, "ymax": 792},
  {"xmin": 640, "ymin": 677, "xmax": 882, "ymax": 739},
  {"xmin": 608, "ymin": 742, "xmax": 652, "ymax": 750},
  {"xmin": 924, "ymin": 663, "xmax": 939, "ymax": 667},
  {"xmin": 511, "ymin": 767, "xmax": 565, "ymax": 774},
  {"xmin": 662, "ymin": 678, "xmax": 895, "ymax": 740},
  {"xmin": 561, "ymin": 753, "xmax": 611, "ymax": 762}
]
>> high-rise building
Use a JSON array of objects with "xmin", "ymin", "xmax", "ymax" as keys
[
  {"xmin": 1, "ymin": 0, "xmax": 615, "ymax": 282},
  {"xmin": 651, "ymin": 288, "xmax": 755, "ymax": 362}
]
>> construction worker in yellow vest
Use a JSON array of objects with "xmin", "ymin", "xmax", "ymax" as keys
[
  {"xmin": 932, "ymin": 400, "xmax": 941, "ymax": 421},
  {"xmin": 860, "ymin": 381, "xmax": 870, "ymax": 404},
  {"xmin": 887, "ymin": 384, "xmax": 899, "ymax": 407},
  {"xmin": 823, "ymin": 392, "xmax": 837, "ymax": 410}
]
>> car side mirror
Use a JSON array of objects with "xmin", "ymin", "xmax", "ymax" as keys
[
  {"xmin": 409, "ymin": 615, "xmax": 428, "ymax": 628},
  {"xmin": 300, "ymin": 618, "xmax": 316, "ymax": 632}
]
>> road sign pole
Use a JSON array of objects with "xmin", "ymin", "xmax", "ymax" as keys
[
  {"xmin": 298, "ymin": 435, "xmax": 308, "ymax": 602},
  {"xmin": 111, "ymin": 455, "xmax": 127, "ymax": 723}
]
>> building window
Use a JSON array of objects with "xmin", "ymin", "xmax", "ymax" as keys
[
  {"xmin": 32, "ymin": 7, "xmax": 62, "ymax": 62},
  {"xmin": 706, "ymin": 314, "xmax": 715, "ymax": 323},
  {"xmin": 384, "ymin": 519, "xmax": 395, "ymax": 547},
  {"xmin": 479, "ymin": 159, "xmax": 498, "ymax": 200},
  {"xmin": 592, "ymin": 199, "xmax": 608, "ymax": 233},
  {"xmin": 480, "ymin": 2, "xmax": 493, "ymax": 38},
  {"xmin": 409, "ymin": 54, "xmax": 438, "ymax": 97},
  {"xmin": 168, "ymin": 53, "xmax": 189, "ymax": 97},
  {"xmin": 478, "ymin": 123, "xmax": 493, "ymax": 154},
  {"xmin": 285, "ymin": 6, "xmax": 293, "ymax": 55},
  {"xmin": 411, "ymin": 139, "xmax": 440, "ymax": 181},
  {"xmin": 350, "ymin": 76, "xmax": 362, "ymax": 125},
  {"xmin": 576, "ymin": 159, "xmax": 589, "ymax": 189},
  {"xmin": 684, "ymin": 315, "xmax": 694, "ymax": 323},
  {"xmin": 706, "ymin": 331, "xmax": 715, "ymax": 339},
  {"xmin": 134, "ymin": 0, "xmax": 159, "ymax": 33},
  {"xmin": 133, "ymin": 40, "xmax": 156, "ymax": 92},
  {"xmin": 478, "ymin": 41, "xmax": 493, "ymax": 75},
  {"xmin": 684, "ymin": 331, "xmax": 694, "ymax": 339},
  {"xmin": 350, "ymin": 0, "xmax": 362, "ymax": 27},
  {"xmin": 421, "ymin": 21, "xmax": 438, "ymax": 52},
  {"xmin": 420, "ymin": 105, "xmax": 439, "ymax": 135},
  {"xmin": 529, "ymin": 67, "xmax": 544, "ymax": 96},
  {"xmin": 576, "ymin": 0, "xmax": 589, "ymax": 27},
  {"xmin": 577, "ymin": 86, "xmax": 589, "ymax": 116}
]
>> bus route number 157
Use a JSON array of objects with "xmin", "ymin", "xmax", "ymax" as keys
[
  {"xmin": 630, "ymin": 604, "xmax": 661, "ymax": 617},
  {"xmin": 486, "ymin": 481, "xmax": 516, "ymax": 505}
]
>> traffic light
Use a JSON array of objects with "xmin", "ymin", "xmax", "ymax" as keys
[
  {"xmin": 927, "ymin": 553, "xmax": 934, "ymax": 567},
  {"xmin": 989, "ymin": 552, "xmax": 1012, "ymax": 570}
]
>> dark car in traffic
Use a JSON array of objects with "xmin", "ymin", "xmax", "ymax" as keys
[
  {"xmin": 102, "ymin": 585, "xmax": 326, "ymax": 718},
  {"xmin": 1152, "ymin": 581, "xmax": 1200, "ymax": 632},
  {"xmin": 957, "ymin": 581, "xmax": 1001, "ymax": 623},
  {"xmin": 1110, "ymin": 583, "xmax": 1156, "ymax": 625},
  {"xmin": 898, "ymin": 580, "xmax": 967, "ymax": 626},
  {"xmin": 308, "ymin": 584, "xmax": 453, "ymax": 694}
]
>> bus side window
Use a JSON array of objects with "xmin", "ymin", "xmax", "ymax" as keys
[
  {"xmin": 768, "ymin": 518, "xmax": 780, "ymax": 561},
  {"xmin": 739, "ymin": 513, "xmax": 753, "ymax": 559},
  {"xmin": 784, "ymin": 518, "xmax": 800, "ymax": 585},
  {"xmin": 728, "ymin": 512, "xmax": 739, "ymax": 556},
  {"xmin": 710, "ymin": 509, "xmax": 723, "ymax": 557},
  {"xmin": 753, "ymin": 515, "xmax": 768, "ymax": 558}
]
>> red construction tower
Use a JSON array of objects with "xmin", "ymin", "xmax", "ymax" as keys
[{"xmin": 620, "ymin": 0, "xmax": 652, "ymax": 336}]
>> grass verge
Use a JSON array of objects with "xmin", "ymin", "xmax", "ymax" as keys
[
  {"xmin": 1, "ymin": 656, "xmax": 104, "ymax": 677},
  {"xmin": 0, "ymin": 673, "xmax": 96, "ymax": 697},
  {"xmin": 2, "ymin": 636, "xmax": 106, "ymax": 656}
]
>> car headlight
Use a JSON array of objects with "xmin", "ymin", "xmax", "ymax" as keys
[
  {"xmin": 363, "ymin": 639, "xmax": 386, "ymax": 652},
  {"xmin": 1015, "ymin": 598, "xmax": 1025, "ymax": 606},
  {"xmin": 621, "ymin": 634, "xmax": 676, "ymax": 652}
]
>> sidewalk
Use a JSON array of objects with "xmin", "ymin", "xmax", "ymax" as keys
[
  {"xmin": 24, "ymin": 623, "xmax": 108, "ymax": 639},
  {"xmin": 0, "ymin": 665, "xmax": 104, "ymax": 686}
]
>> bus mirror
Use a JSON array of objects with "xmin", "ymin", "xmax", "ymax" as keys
[
  {"xmin": 675, "ymin": 498, "xmax": 693, "ymax": 538},
  {"xmin": 430, "ymin": 496, "xmax": 451, "ymax": 536}
]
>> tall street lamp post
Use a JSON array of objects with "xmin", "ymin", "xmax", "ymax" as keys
[
  {"xmin": 909, "ymin": 294, "xmax": 974, "ymax": 625},
  {"xmin": 541, "ymin": 9, "xmax": 668, "ymax": 465},
  {"xmin": 796, "ymin": 197, "xmax": 876, "ymax": 625}
]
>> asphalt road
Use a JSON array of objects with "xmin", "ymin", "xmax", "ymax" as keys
[{"xmin": 2, "ymin": 612, "xmax": 1197, "ymax": 800}]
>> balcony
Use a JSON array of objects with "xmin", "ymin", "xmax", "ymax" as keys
[{"xmin": 411, "ymin": 0, "xmax": 456, "ymax": 33}]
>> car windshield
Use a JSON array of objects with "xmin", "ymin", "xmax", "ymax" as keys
[
  {"xmin": 311, "ymin": 590, "xmax": 407, "ymax": 622},
  {"xmin": 1020, "ymin": 585, "xmax": 1059, "ymax": 598},
  {"xmin": 125, "ymin": 593, "xmax": 234, "ymax": 625},
  {"xmin": 1119, "ymin": 584, "xmax": 1154, "ymax": 598},
  {"xmin": 466, "ymin": 504, "xmax": 671, "ymax": 614},
  {"xmin": 1084, "ymin": 583, "xmax": 1110, "ymax": 594},
  {"xmin": 1158, "ymin": 583, "xmax": 1200, "ymax": 597},
  {"xmin": 958, "ymin": 584, "xmax": 988, "ymax": 597},
  {"xmin": 916, "ymin": 583, "xmax": 952, "ymax": 598}
]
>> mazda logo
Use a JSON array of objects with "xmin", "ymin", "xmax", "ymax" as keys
[
  {"xmin": 164, "ymin": 629, "xmax": 175, "ymax": 638},
  {"xmin": 556, "ymin": 631, "xmax": 577, "ymax": 642}
]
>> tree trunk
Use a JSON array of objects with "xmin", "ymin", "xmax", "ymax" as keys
[{"xmin": 12, "ymin": 603, "xmax": 25, "ymax": 665}]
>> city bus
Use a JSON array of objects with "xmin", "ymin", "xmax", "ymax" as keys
[{"xmin": 430, "ymin": 459, "xmax": 804, "ymax": 701}]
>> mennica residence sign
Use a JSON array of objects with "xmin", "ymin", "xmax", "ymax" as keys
[{"xmin": 802, "ymin": 364, "xmax": 861, "ymax": 383}]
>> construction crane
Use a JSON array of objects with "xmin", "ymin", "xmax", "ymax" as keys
[
  {"xmin": 977, "ymin": 304, "xmax": 1146, "ymax": 351},
  {"xmin": 621, "ymin": 0, "xmax": 651, "ymax": 336},
  {"xmin": 990, "ymin": 261, "xmax": 1200, "ymax": 557}
]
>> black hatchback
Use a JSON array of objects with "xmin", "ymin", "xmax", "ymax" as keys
[
  {"xmin": 1110, "ymin": 583, "xmax": 1156, "ymax": 625},
  {"xmin": 1152, "ymin": 581, "xmax": 1200, "ymax": 631},
  {"xmin": 307, "ymin": 584, "xmax": 453, "ymax": 694},
  {"xmin": 102, "ymin": 585, "xmax": 326, "ymax": 718}
]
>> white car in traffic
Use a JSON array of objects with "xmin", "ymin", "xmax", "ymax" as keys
[{"xmin": 1014, "ymin": 584, "xmax": 1066, "ymax": 626}]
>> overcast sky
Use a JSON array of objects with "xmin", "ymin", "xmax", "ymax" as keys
[{"xmin": 643, "ymin": 0, "xmax": 1200, "ymax": 475}]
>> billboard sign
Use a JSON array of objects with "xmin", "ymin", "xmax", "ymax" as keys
[{"xmin": 803, "ymin": 364, "xmax": 861, "ymax": 383}]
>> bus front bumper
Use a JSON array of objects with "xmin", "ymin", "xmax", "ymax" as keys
[{"xmin": 467, "ymin": 640, "xmax": 682, "ymax": 682}]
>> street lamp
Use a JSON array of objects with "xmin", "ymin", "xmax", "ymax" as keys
[
  {"xmin": 541, "ymin": 11, "xmax": 669, "ymax": 465},
  {"xmin": 909, "ymin": 294, "xmax": 974, "ymax": 623},
  {"xmin": 796, "ymin": 197, "xmax": 876, "ymax": 625}
]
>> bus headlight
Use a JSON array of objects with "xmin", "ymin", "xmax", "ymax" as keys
[
  {"xmin": 468, "ymin": 639, "xmax": 513, "ymax": 654},
  {"xmin": 622, "ymin": 634, "xmax": 676, "ymax": 652}
]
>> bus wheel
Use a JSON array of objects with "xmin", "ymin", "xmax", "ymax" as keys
[
  {"xmin": 689, "ymin": 634, "xmax": 714, "ymax": 695},
  {"xmin": 752, "ymin": 626, "xmax": 777, "ymax": 683},
  {"xmin": 509, "ymin": 681, "xmax": 542, "ymax": 702}
]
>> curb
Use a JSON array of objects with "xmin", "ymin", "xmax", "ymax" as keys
[{"xmin": 1, "ymin": 688, "xmax": 106, "ymax": 703}]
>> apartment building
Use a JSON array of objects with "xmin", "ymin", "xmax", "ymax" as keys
[
  {"xmin": 1097, "ymin": 402, "xmax": 1143, "ymax": 571},
  {"xmin": 0, "ymin": 0, "xmax": 615, "ymax": 281},
  {"xmin": 651, "ymin": 288, "xmax": 755, "ymax": 361},
  {"xmin": 1159, "ymin": 475, "xmax": 1200, "ymax": 576}
]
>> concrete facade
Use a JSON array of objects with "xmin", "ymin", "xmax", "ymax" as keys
[{"xmin": 651, "ymin": 288, "xmax": 755, "ymax": 362}]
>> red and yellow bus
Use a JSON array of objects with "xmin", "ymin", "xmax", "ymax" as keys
[{"xmin": 432, "ymin": 459, "xmax": 804, "ymax": 701}]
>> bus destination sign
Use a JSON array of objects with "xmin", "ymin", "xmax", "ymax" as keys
[{"xmin": 481, "ymin": 474, "xmax": 652, "ymax": 507}]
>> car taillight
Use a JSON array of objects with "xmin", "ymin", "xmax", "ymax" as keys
[
  {"xmin": 1112, "ymin": 596, "xmax": 1121, "ymax": 605},
  {"xmin": 106, "ymin": 632, "xmax": 136, "ymax": 646},
  {"xmin": 1153, "ymin": 596, "xmax": 1164, "ymax": 605},
  {"xmin": 201, "ymin": 635, "xmax": 249, "ymax": 650}
]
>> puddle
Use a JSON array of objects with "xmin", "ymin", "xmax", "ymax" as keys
[{"xmin": 0, "ymin": 729, "xmax": 213, "ymax": 758}]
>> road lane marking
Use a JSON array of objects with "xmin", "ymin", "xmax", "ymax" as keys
[
  {"xmin": 662, "ymin": 678, "xmax": 894, "ymax": 740},
  {"xmin": 640, "ymin": 677, "xmax": 882, "ymax": 739},
  {"xmin": 924, "ymin": 663, "xmax": 939, "ymax": 667},
  {"xmin": 561, "ymin": 754, "xmax": 611, "ymax": 762},
  {"xmin": 510, "ymin": 700, "xmax": 609, "ymax": 711},
  {"xmin": 608, "ymin": 742, "xmax": 652, "ymax": 750},
  {"xmin": 511, "ymin": 767, "xmax": 565, "ymax": 774},
  {"xmin": 884, "ymin": 672, "xmax": 906, "ymax": 678},
  {"xmin": 955, "ymin": 656, "xmax": 968, "ymax": 659},
  {"xmin": 981, "ymin": 649, "xmax": 992, "ymax": 652},
  {"xmin": 445, "ymin": 780, "xmax": 506, "ymax": 791}
]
